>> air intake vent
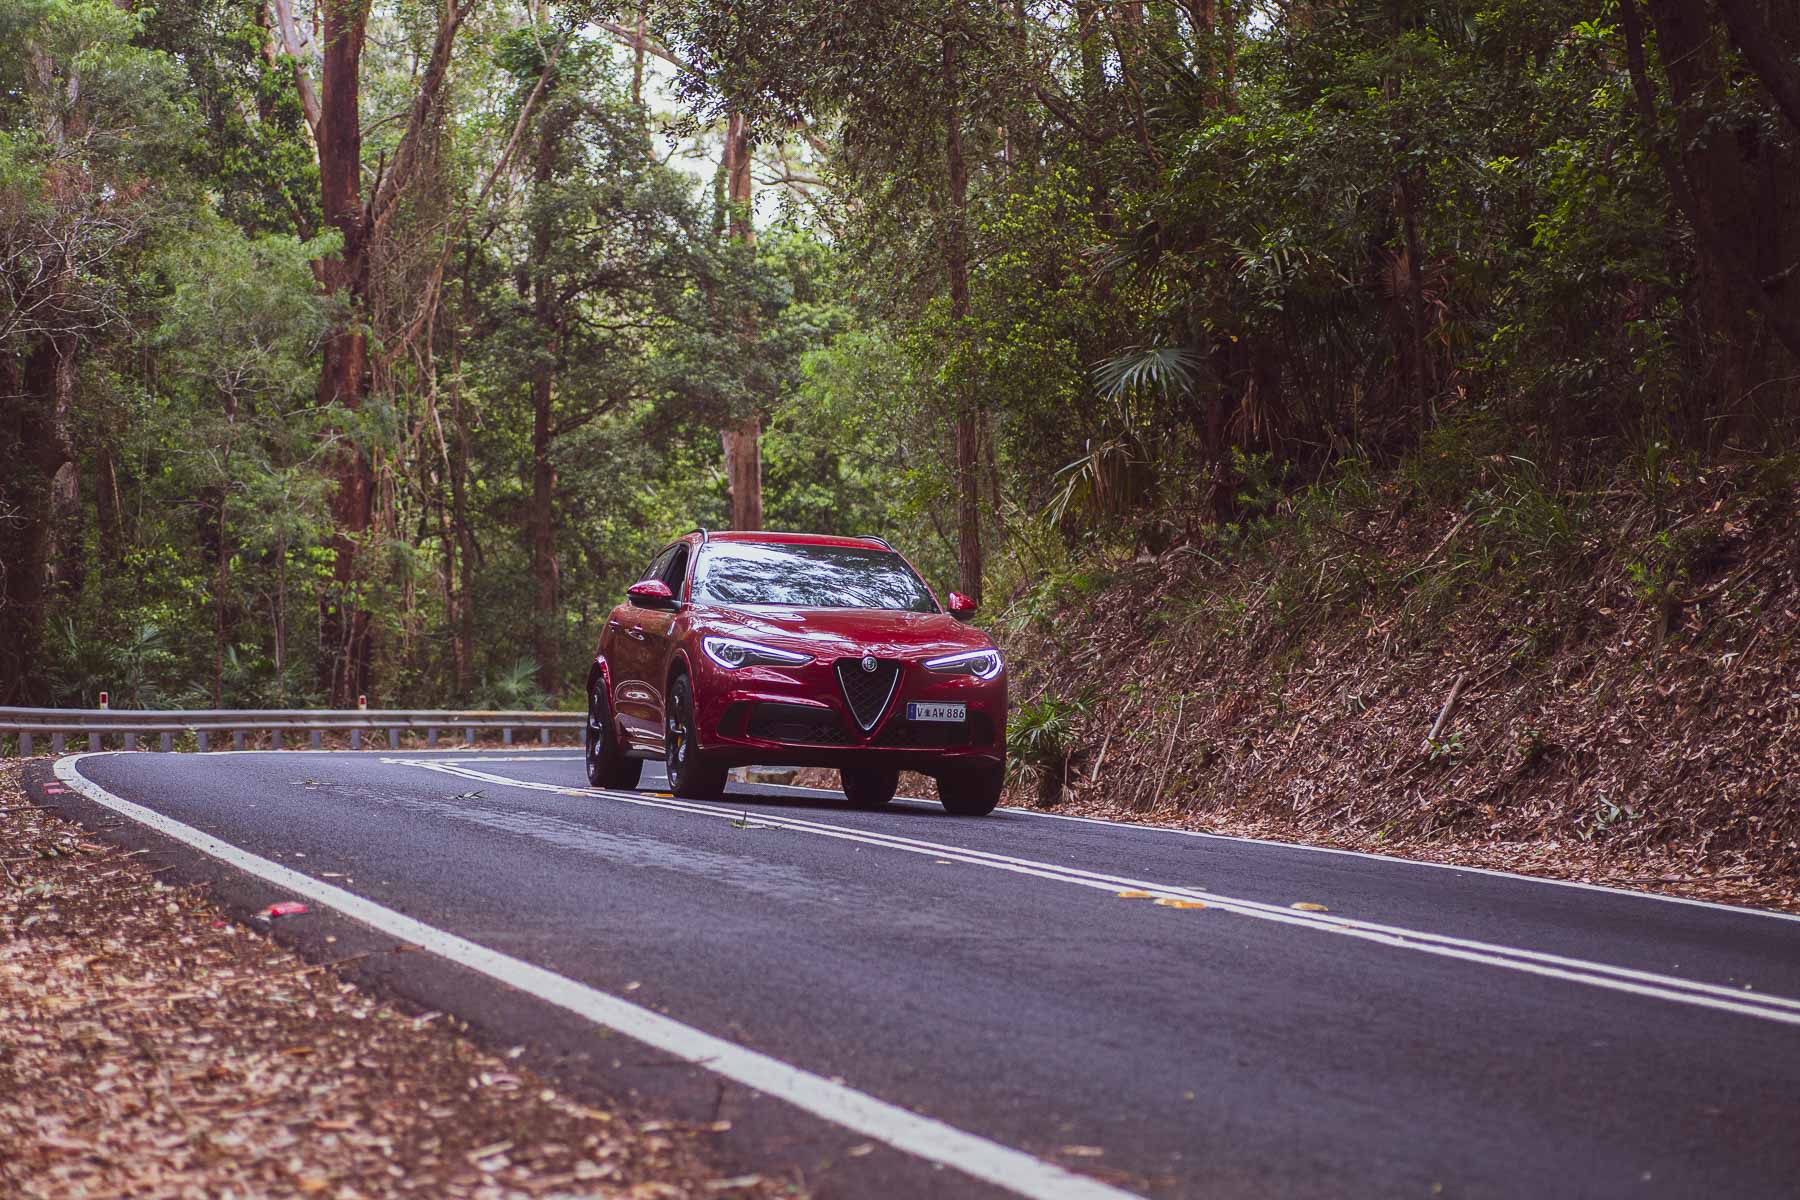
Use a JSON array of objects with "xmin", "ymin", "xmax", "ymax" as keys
[{"xmin": 835, "ymin": 658, "xmax": 900, "ymax": 731}]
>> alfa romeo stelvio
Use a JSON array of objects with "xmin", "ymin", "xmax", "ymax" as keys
[{"xmin": 586, "ymin": 530, "xmax": 1007, "ymax": 814}]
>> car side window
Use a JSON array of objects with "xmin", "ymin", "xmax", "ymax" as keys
[
  {"xmin": 661, "ymin": 545, "xmax": 691, "ymax": 599},
  {"xmin": 641, "ymin": 547, "xmax": 674, "ymax": 583}
]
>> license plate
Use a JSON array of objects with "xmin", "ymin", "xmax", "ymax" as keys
[{"xmin": 907, "ymin": 702, "xmax": 966, "ymax": 723}]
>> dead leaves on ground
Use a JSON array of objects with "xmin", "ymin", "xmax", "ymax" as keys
[{"xmin": 0, "ymin": 761, "xmax": 801, "ymax": 1200}]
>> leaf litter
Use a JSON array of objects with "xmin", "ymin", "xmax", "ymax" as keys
[{"xmin": 0, "ymin": 759, "xmax": 804, "ymax": 1200}]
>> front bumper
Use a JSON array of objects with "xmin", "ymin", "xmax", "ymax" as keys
[{"xmin": 691, "ymin": 653, "xmax": 1006, "ymax": 772}]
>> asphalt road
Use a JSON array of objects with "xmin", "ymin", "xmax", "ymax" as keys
[{"xmin": 31, "ymin": 749, "xmax": 1800, "ymax": 1199}]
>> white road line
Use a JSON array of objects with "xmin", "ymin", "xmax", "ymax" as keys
[
  {"xmin": 402, "ymin": 759, "xmax": 1800, "ymax": 1029},
  {"xmin": 54, "ymin": 755, "xmax": 1142, "ymax": 1200},
  {"xmin": 1001, "ymin": 807, "xmax": 1800, "ymax": 926},
  {"xmin": 157, "ymin": 746, "xmax": 1798, "ymax": 925},
  {"xmin": 707, "ymin": 775, "xmax": 1800, "ymax": 927}
]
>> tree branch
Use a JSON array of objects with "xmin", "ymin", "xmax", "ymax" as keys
[
  {"xmin": 368, "ymin": 0, "xmax": 474, "ymax": 236},
  {"xmin": 1713, "ymin": 0, "xmax": 1800, "ymax": 138},
  {"xmin": 595, "ymin": 19, "xmax": 700, "ymax": 77},
  {"xmin": 268, "ymin": 0, "xmax": 321, "ymax": 140},
  {"xmin": 375, "ymin": 34, "xmax": 564, "ymax": 373}
]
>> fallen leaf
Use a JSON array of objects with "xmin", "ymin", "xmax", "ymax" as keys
[
  {"xmin": 465, "ymin": 1140, "xmax": 514, "ymax": 1163},
  {"xmin": 260, "ymin": 900, "xmax": 308, "ymax": 918},
  {"xmin": 1060, "ymin": 1145, "xmax": 1106, "ymax": 1157},
  {"xmin": 1154, "ymin": 898, "xmax": 1207, "ymax": 909},
  {"xmin": 1290, "ymin": 902, "xmax": 1329, "ymax": 912},
  {"xmin": 1116, "ymin": 889, "xmax": 1152, "ymax": 899}
]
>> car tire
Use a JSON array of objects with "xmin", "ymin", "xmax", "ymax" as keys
[
  {"xmin": 586, "ymin": 684, "xmax": 643, "ymax": 790},
  {"xmin": 935, "ymin": 764, "xmax": 1003, "ymax": 816},
  {"xmin": 666, "ymin": 673, "xmax": 727, "ymax": 800},
  {"xmin": 840, "ymin": 766, "xmax": 899, "ymax": 808}
]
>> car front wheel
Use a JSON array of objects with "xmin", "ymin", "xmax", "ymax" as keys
[
  {"xmin": 935, "ymin": 764, "xmax": 1003, "ymax": 816},
  {"xmin": 586, "ymin": 685, "xmax": 643, "ymax": 790},
  {"xmin": 666, "ymin": 673, "xmax": 727, "ymax": 800},
  {"xmin": 840, "ymin": 766, "xmax": 898, "ymax": 809}
]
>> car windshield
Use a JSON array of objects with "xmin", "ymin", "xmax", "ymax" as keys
[{"xmin": 694, "ymin": 543, "xmax": 939, "ymax": 613}]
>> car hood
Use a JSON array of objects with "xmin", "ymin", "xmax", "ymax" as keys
[{"xmin": 697, "ymin": 604, "xmax": 993, "ymax": 660}]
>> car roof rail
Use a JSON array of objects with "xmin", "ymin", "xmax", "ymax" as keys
[
  {"xmin": 682, "ymin": 527, "xmax": 709, "ymax": 544},
  {"xmin": 858, "ymin": 534, "xmax": 892, "ymax": 549}
]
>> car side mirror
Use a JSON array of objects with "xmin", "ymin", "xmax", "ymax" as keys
[
  {"xmin": 627, "ymin": 579, "xmax": 676, "ymax": 609},
  {"xmin": 947, "ymin": 591, "xmax": 978, "ymax": 622}
]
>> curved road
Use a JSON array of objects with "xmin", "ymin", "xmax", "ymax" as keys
[{"xmin": 29, "ymin": 749, "xmax": 1800, "ymax": 1199}]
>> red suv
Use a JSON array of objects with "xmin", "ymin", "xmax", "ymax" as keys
[{"xmin": 585, "ymin": 530, "xmax": 1007, "ymax": 815}]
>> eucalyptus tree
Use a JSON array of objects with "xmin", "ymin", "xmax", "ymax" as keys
[
  {"xmin": 0, "ymin": 0, "xmax": 195, "ymax": 702},
  {"xmin": 257, "ymin": 0, "xmax": 480, "ymax": 702},
  {"xmin": 1619, "ymin": 0, "xmax": 1800, "ymax": 413},
  {"xmin": 660, "ymin": 0, "xmax": 1031, "ymax": 603},
  {"xmin": 463, "ymin": 31, "xmax": 705, "ymax": 695}
]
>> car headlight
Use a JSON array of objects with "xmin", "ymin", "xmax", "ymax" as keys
[
  {"xmin": 702, "ymin": 636, "xmax": 811, "ymax": 670},
  {"xmin": 923, "ymin": 648, "xmax": 1003, "ymax": 680}
]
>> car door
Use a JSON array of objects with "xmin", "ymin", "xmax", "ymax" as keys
[
  {"xmin": 635, "ymin": 543, "xmax": 691, "ymax": 749},
  {"xmin": 610, "ymin": 546, "xmax": 674, "ymax": 748}
]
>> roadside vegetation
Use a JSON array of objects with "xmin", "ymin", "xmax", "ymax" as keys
[{"xmin": 997, "ymin": 433, "xmax": 1799, "ymax": 908}]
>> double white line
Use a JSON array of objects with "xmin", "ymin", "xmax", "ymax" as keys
[{"xmin": 405, "ymin": 759, "xmax": 1800, "ymax": 1030}]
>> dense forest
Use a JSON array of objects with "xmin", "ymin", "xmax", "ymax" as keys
[{"xmin": 1, "ymin": 0, "xmax": 1794, "ymax": 712}]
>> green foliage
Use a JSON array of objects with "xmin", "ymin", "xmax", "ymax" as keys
[
  {"xmin": 6, "ymin": 0, "xmax": 1798, "ymax": 711},
  {"xmin": 472, "ymin": 659, "xmax": 548, "ymax": 712},
  {"xmin": 1007, "ymin": 695, "xmax": 1086, "ymax": 771},
  {"xmin": 1007, "ymin": 692, "xmax": 1089, "ymax": 805}
]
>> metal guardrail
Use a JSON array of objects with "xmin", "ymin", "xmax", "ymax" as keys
[{"xmin": 0, "ymin": 707, "xmax": 583, "ymax": 755}]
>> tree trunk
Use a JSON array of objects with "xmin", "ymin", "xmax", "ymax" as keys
[
  {"xmin": 1621, "ymin": 0, "xmax": 1800, "ymax": 366},
  {"xmin": 720, "ymin": 110, "xmax": 764, "ymax": 531},
  {"xmin": 315, "ymin": 0, "xmax": 373, "ymax": 706},
  {"xmin": 212, "ymin": 391, "xmax": 240, "ymax": 707},
  {"xmin": 942, "ymin": 20, "xmax": 982, "ymax": 603},
  {"xmin": 0, "ymin": 335, "xmax": 77, "ymax": 704},
  {"xmin": 529, "ymin": 359, "xmax": 559, "ymax": 696},
  {"xmin": 527, "ymin": 111, "xmax": 562, "ymax": 698},
  {"xmin": 448, "ymin": 250, "xmax": 477, "ymax": 698},
  {"xmin": 631, "ymin": 6, "xmax": 646, "ymax": 106}
]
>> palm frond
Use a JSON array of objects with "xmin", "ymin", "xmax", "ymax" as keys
[{"xmin": 1092, "ymin": 345, "xmax": 1204, "ymax": 401}]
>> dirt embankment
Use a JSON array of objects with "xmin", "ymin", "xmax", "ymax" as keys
[{"xmin": 998, "ymin": 455, "xmax": 1799, "ymax": 911}]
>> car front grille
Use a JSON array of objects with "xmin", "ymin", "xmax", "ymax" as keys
[
  {"xmin": 746, "ymin": 703, "xmax": 856, "ymax": 746},
  {"xmin": 835, "ymin": 658, "xmax": 900, "ymax": 731}
]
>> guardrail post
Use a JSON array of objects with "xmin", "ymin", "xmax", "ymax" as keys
[
  {"xmin": 19, "ymin": 732, "xmax": 31, "ymax": 756},
  {"xmin": 503, "ymin": 727, "xmax": 514, "ymax": 746},
  {"xmin": 388, "ymin": 726, "xmax": 401, "ymax": 750},
  {"xmin": 53, "ymin": 733, "xmax": 65, "ymax": 754},
  {"xmin": 464, "ymin": 726, "xmax": 476, "ymax": 748},
  {"xmin": 540, "ymin": 727, "xmax": 550, "ymax": 745},
  {"xmin": 88, "ymin": 732, "xmax": 101, "ymax": 751},
  {"xmin": 160, "ymin": 733, "xmax": 172, "ymax": 752},
  {"xmin": 427, "ymin": 727, "xmax": 438, "ymax": 749},
  {"xmin": 198, "ymin": 731, "xmax": 209, "ymax": 752},
  {"xmin": 310, "ymin": 730, "xmax": 322, "ymax": 751},
  {"xmin": 233, "ymin": 730, "xmax": 244, "ymax": 751},
  {"xmin": 124, "ymin": 731, "xmax": 137, "ymax": 752},
  {"xmin": 271, "ymin": 729, "xmax": 282, "ymax": 751},
  {"xmin": 350, "ymin": 728, "xmax": 361, "ymax": 750}
]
